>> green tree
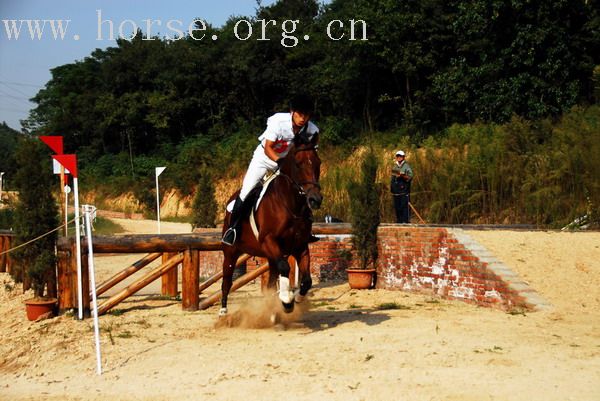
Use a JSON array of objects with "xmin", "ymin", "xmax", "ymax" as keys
[
  {"xmin": 348, "ymin": 148, "xmax": 381, "ymax": 269},
  {"xmin": 191, "ymin": 168, "xmax": 217, "ymax": 229},
  {"xmin": 0, "ymin": 122, "xmax": 22, "ymax": 188},
  {"xmin": 11, "ymin": 139, "xmax": 59, "ymax": 298}
]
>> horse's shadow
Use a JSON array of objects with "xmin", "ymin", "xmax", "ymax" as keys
[{"xmin": 300, "ymin": 308, "xmax": 391, "ymax": 332}]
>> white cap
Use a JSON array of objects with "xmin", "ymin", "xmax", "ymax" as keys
[{"xmin": 395, "ymin": 150, "xmax": 405, "ymax": 157}]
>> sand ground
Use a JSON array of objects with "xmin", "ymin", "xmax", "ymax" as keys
[{"xmin": 1, "ymin": 220, "xmax": 599, "ymax": 401}]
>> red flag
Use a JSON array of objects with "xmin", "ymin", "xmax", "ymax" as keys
[
  {"xmin": 39, "ymin": 136, "xmax": 64, "ymax": 154},
  {"xmin": 53, "ymin": 154, "xmax": 78, "ymax": 178}
]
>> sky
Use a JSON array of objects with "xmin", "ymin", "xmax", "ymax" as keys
[{"xmin": 0, "ymin": 0, "xmax": 282, "ymax": 131}]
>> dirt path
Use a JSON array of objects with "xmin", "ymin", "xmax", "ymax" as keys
[{"xmin": 1, "ymin": 222, "xmax": 599, "ymax": 401}]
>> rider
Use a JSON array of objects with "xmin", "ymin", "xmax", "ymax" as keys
[{"xmin": 222, "ymin": 94, "xmax": 319, "ymax": 245}]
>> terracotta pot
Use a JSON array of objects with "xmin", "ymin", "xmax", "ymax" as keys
[
  {"xmin": 346, "ymin": 269, "xmax": 376, "ymax": 289},
  {"xmin": 24, "ymin": 298, "xmax": 57, "ymax": 321}
]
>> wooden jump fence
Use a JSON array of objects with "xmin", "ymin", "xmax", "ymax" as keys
[{"xmin": 0, "ymin": 225, "xmax": 349, "ymax": 317}]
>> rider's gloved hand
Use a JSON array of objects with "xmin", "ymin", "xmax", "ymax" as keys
[{"xmin": 276, "ymin": 157, "xmax": 284, "ymax": 169}]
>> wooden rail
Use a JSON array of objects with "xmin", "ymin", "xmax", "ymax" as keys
[
  {"xmin": 56, "ymin": 233, "xmax": 268, "ymax": 316},
  {"xmin": 199, "ymin": 261, "xmax": 270, "ymax": 310},
  {"xmin": 94, "ymin": 252, "xmax": 162, "ymax": 297},
  {"xmin": 97, "ymin": 253, "xmax": 184, "ymax": 315},
  {"xmin": 54, "ymin": 224, "xmax": 354, "ymax": 317}
]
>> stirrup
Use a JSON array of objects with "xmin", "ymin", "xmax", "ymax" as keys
[{"xmin": 221, "ymin": 227, "xmax": 237, "ymax": 246}]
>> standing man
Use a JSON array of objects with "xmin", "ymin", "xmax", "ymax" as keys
[
  {"xmin": 222, "ymin": 94, "xmax": 319, "ymax": 245},
  {"xmin": 390, "ymin": 150, "xmax": 413, "ymax": 223}
]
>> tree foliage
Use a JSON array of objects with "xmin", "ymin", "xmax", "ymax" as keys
[
  {"xmin": 15, "ymin": 0, "xmax": 600, "ymax": 227},
  {"xmin": 23, "ymin": 0, "xmax": 599, "ymax": 156},
  {"xmin": 348, "ymin": 148, "xmax": 380, "ymax": 269},
  {"xmin": 11, "ymin": 139, "xmax": 59, "ymax": 297},
  {"xmin": 191, "ymin": 168, "xmax": 218, "ymax": 229}
]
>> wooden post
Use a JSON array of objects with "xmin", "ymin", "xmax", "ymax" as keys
[
  {"xmin": 94, "ymin": 252, "xmax": 161, "ymax": 297},
  {"xmin": 0, "ymin": 235, "xmax": 13, "ymax": 274},
  {"xmin": 0, "ymin": 236, "xmax": 6, "ymax": 273},
  {"xmin": 182, "ymin": 249, "xmax": 200, "ymax": 311},
  {"xmin": 81, "ymin": 244, "xmax": 90, "ymax": 318},
  {"xmin": 5, "ymin": 235, "xmax": 11, "ymax": 274},
  {"xmin": 97, "ymin": 253, "xmax": 183, "ymax": 315},
  {"xmin": 161, "ymin": 252, "xmax": 178, "ymax": 297},
  {"xmin": 199, "ymin": 261, "xmax": 270, "ymax": 310},
  {"xmin": 57, "ymin": 247, "xmax": 74, "ymax": 312}
]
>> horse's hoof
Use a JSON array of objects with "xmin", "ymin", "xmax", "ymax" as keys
[
  {"xmin": 279, "ymin": 291, "xmax": 294, "ymax": 304},
  {"xmin": 218, "ymin": 307, "xmax": 228, "ymax": 317},
  {"xmin": 294, "ymin": 290, "xmax": 305, "ymax": 304},
  {"xmin": 282, "ymin": 301, "xmax": 294, "ymax": 313}
]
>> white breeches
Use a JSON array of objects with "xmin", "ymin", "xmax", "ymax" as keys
[{"xmin": 239, "ymin": 147, "xmax": 278, "ymax": 201}]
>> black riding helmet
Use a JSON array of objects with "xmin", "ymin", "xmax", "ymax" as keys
[{"xmin": 289, "ymin": 94, "xmax": 314, "ymax": 115}]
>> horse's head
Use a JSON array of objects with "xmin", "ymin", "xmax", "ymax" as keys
[{"xmin": 279, "ymin": 134, "xmax": 323, "ymax": 210}]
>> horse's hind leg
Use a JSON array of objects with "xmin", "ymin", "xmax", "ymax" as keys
[{"xmin": 220, "ymin": 249, "xmax": 240, "ymax": 316}]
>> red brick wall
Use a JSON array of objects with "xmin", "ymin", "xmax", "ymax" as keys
[
  {"xmin": 196, "ymin": 225, "xmax": 530, "ymax": 310},
  {"xmin": 375, "ymin": 225, "xmax": 526, "ymax": 309}
]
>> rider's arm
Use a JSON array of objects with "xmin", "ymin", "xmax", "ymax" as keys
[{"xmin": 264, "ymin": 140, "xmax": 280, "ymax": 162}]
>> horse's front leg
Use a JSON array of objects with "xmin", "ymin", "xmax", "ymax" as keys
[
  {"xmin": 271, "ymin": 257, "xmax": 295, "ymax": 312},
  {"xmin": 262, "ymin": 235, "xmax": 294, "ymax": 312},
  {"xmin": 293, "ymin": 247, "xmax": 312, "ymax": 304},
  {"xmin": 220, "ymin": 249, "xmax": 240, "ymax": 316}
]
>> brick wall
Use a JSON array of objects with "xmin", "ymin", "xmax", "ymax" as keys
[
  {"xmin": 375, "ymin": 225, "xmax": 528, "ymax": 309},
  {"xmin": 196, "ymin": 225, "xmax": 533, "ymax": 310}
]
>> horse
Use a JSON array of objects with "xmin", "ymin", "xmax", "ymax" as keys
[{"xmin": 220, "ymin": 134, "xmax": 322, "ymax": 316}]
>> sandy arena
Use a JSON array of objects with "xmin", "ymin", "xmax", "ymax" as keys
[{"xmin": 0, "ymin": 219, "xmax": 599, "ymax": 401}]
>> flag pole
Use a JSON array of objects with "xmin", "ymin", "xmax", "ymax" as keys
[
  {"xmin": 155, "ymin": 167, "xmax": 166, "ymax": 234},
  {"xmin": 73, "ymin": 176, "xmax": 83, "ymax": 319}
]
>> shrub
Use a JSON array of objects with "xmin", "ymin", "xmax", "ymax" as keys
[
  {"xmin": 11, "ymin": 139, "xmax": 59, "ymax": 298},
  {"xmin": 348, "ymin": 147, "xmax": 380, "ymax": 269},
  {"xmin": 191, "ymin": 168, "xmax": 217, "ymax": 229}
]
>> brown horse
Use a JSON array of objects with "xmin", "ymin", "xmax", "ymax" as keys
[{"xmin": 220, "ymin": 135, "xmax": 322, "ymax": 315}]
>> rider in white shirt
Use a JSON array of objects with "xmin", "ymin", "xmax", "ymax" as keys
[{"xmin": 222, "ymin": 95, "xmax": 319, "ymax": 245}]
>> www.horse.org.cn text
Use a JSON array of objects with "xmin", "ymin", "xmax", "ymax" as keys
[{"xmin": 1, "ymin": 9, "xmax": 368, "ymax": 48}]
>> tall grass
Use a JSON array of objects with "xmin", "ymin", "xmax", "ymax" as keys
[{"xmin": 319, "ymin": 106, "xmax": 600, "ymax": 227}]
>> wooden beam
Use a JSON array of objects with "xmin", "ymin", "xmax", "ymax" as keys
[
  {"xmin": 57, "ymin": 234, "xmax": 223, "ymax": 253},
  {"xmin": 97, "ymin": 253, "xmax": 183, "ymax": 315},
  {"xmin": 312, "ymin": 223, "xmax": 352, "ymax": 235},
  {"xmin": 198, "ymin": 261, "xmax": 270, "ymax": 310},
  {"xmin": 94, "ymin": 252, "xmax": 161, "ymax": 297}
]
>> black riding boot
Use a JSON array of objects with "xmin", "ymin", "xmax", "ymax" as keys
[{"xmin": 221, "ymin": 196, "xmax": 244, "ymax": 246}]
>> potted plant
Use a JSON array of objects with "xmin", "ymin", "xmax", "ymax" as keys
[
  {"xmin": 11, "ymin": 139, "xmax": 59, "ymax": 320},
  {"xmin": 346, "ymin": 147, "xmax": 381, "ymax": 289}
]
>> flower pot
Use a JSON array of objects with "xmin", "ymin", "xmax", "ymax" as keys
[
  {"xmin": 346, "ymin": 269, "xmax": 376, "ymax": 289},
  {"xmin": 24, "ymin": 298, "xmax": 57, "ymax": 321}
]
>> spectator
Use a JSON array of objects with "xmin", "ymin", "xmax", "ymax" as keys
[{"xmin": 390, "ymin": 150, "xmax": 413, "ymax": 223}]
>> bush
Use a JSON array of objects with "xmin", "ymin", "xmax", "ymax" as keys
[
  {"xmin": 191, "ymin": 168, "xmax": 217, "ymax": 229},
  {"xmin": 348, "ymin": 147, "xmax": 381, "ymax": 269},
  {"xmin": 12, "ymin": 139, "xmax": 59, "ymax": 298},
  {"xmin": 0, "ymin": 208, "xmax": 14, "ymax": 229}
]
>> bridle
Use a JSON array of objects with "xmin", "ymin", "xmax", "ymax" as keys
[{"xmin": 281, "ymin": 145, "xmax": 321, "ymax": 196}]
